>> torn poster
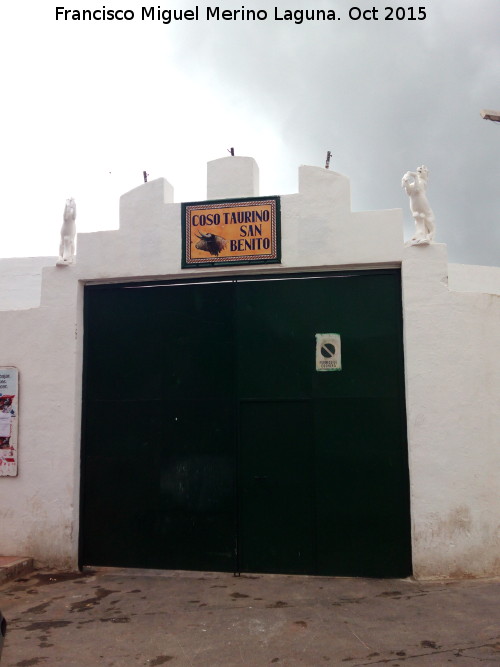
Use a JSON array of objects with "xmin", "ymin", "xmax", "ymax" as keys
[{"xmin": 0, "ymin": 367, "xmax": 19, "ymax": 477}]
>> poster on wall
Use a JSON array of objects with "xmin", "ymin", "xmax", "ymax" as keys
[
  {"xmin": 0, "ymin": 367, "xmax": 19, "ymax": 477},
  {"xmin": 182, "ymin": 196, "xmax": 281, "ymax": 268}
]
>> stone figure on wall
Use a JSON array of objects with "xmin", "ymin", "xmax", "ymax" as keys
[
  {"xmin": 402, "ymin": 165, "xmax": 435, "ymax": 245},
  {"xmin": 57, "ymin": 198, "xmax": 77, "ymax": 265}
]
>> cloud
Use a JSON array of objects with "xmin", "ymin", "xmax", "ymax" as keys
[
  {"xmin": 166, "ymin": 0, "xmax": 500, "ymax": 265},
  {"xmin": 1, "ymin": 0, "xmax": 499, "ymax": 264}
]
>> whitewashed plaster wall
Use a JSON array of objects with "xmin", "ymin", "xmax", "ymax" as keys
[
  {"xmin": 403, "ymin": 245, "xmax": 500, "ymax": 578},
  {"xmin": 448, "ymin": 263, "xmax": 500, "ymax": 296},
  {"xmin": 0, "ymin": 257, "xmax": 56, "ymax": 311},
  {"xmin": 0, "ymin": 156, "xmax": 498, "ymax": 577},
  {"xmin": 0, "ymin": 267, "xmax": 80, "ymax": 567}
]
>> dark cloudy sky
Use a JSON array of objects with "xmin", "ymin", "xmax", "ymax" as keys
[{"xmin": 2, "ymin": 0, "xmax": 499, "ymax": 265}]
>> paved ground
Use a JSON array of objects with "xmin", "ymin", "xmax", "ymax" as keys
[
  {"xmin": 0, "ymin": 557, "xmax": 33, "ymax": 587},
  {"xmin": 1, "ymin": 568, "xmax": 499, "ymax": 666}
]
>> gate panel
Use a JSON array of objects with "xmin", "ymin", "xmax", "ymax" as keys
[
  {"xmin": 235, "ymin": 272, "xmax": 411, "ymax": 577},
  {"xmin": 315, "ymin": 397, "xmax": 411, "ymax": 577},
  {"xmin": 81, "ymin": 399, "xmax": 163, "ymax": 568},
  {"xmin": 81, "ymin": 281, "xmax": 237, "ymax": 571},
  {"xmin": 238, "ymin": 400, "xmax": 315, "ymax": 574},
  {"xmin": 157, "ymin": 399, "xmax": 236, "ymax": 571}
]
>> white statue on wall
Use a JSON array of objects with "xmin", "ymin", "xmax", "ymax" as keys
[
  {"xmin": 402, "ymin": 165, "xmax": 435, "ymax": 245},
  {"xmin": 57, "ymin": 198, "xmax": 77, "ymax": 265}
]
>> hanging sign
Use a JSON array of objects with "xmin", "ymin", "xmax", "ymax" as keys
[
  {"xmin": 182, "ymin": 196, "xmax": 281, "ymax": 268},
  {"xmin": 0, "ymin": 367, "xmax": 19, "ymax": 477},
  {"xmin": 315, "ymin": 334, "xmax": 342, "ymax": 371}
]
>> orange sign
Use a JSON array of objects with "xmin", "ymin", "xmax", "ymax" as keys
[{"xmin": 182, "ymin": 197, "xmax": 280, "ymax": 267}]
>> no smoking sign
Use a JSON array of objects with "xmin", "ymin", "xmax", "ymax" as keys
[{"xmin": 315, "ymin": 333, "xmax": 342, "ymax": 372}]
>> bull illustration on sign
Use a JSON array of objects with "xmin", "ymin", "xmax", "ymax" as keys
[{"xmin": 195, "ymin": 232, "xmax": 228, "ymax": 256}]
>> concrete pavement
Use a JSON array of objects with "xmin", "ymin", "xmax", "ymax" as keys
[
  {"xmin": 0, "ymin": 557, "xmax": 33, "ymax": 586},
  {"xmin": 1, "ymin": 567, "xmax": 499, "ymax": 666}
]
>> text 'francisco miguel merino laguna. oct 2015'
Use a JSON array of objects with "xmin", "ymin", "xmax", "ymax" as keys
[{"xmin": 55, "ymin": 6, "xmax": 429, "ymax": 24}]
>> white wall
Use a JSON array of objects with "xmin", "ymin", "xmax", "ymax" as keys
[
  {"xmin": 403, "ymin": 245, "xmax": 500, "ymax": 578},
  {"xmin": 448, "ymin": 262, "xmax": 500, "ymax": 296},
  {"xmin": 0, "ymin": 268, "xmax": 80, "ymax": 567},
  {"xmin": 0, "ymin": 257, "xmax": 56, "ymax": 311},
  {"xmin": 0, "ymin": 157, "xmax": 498, "ymax": 577}
]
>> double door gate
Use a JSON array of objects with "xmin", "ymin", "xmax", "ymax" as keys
[{"xmin": 81, "ymin": 270, "xmax": 412, "ymax": 577}]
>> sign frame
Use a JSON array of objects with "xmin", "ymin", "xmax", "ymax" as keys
[
  {"xmin": 182, "ymin": 196, "xmax": 281, "ymax": 268},
  {"xmin": 0, "ymin": 366, "xmax": 19, "ymax": 477}
]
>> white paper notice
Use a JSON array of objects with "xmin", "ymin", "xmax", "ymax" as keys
[
  {"xmin": 0, "ymin": 412, "xmax": 12, "ymax": 437},
  {"xmin": 315, "ymin": 333, "xmax": 342, "ymax": 372}
]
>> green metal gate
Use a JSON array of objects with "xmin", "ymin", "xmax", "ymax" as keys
[{"xmin": 80, "ymin": 270, "xmax": 412, "ymax": 577}]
